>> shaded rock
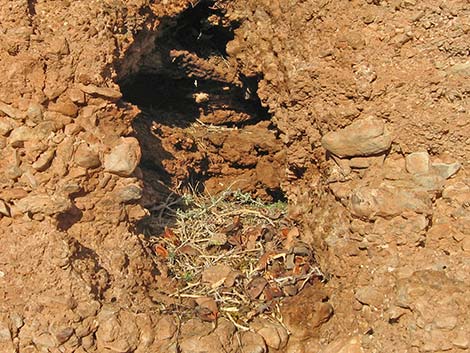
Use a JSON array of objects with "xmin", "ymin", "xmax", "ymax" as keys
[
  {"xmin": 155, "ymin": 316, "xmax": 176, "ymax": 341},
  {"xmin": 348, "ymin": 186, "xmax": 432, "ymax": 220},
  {"xmin": 432, "ymin": 162, "xmax": 461, "ymax": 179},
  {"xmin": 241, "ymin": 331, "xmax": 266, "ymax": 353},
  {"xmin": 321, "ymin": 116, "xmax": 392, "ymax": 157},
  {"xmin": 0, "ymin": 322, "xmax": 11, "ymax": 342},
  {"xmin": 96, "ymin": 307, "xmax": 139, "ymax": 353},
  {"xmin": 33, "ymin": 333, "xmax": 56, "ymax": 348},
  {"xmin": 78, "ymin": 83, "xmax": 122, "ymax": 100},
  {"xmin": 52, "ymin": 326, "xmax": 74, "ymax": 345},
  {"xmin": 115, "ymin": 184, "xmax": 143, "ymax": 203},
  {"xmin": 452, "ymin": 331, "xmax": 469, "ymax": 349},
  {"xmin": 68, "ymin": 88, "xmax": 86, "ymax": 104},
  {"xmin": 349, "ymin": 157, "xmax": 371, "ymax": 169},
  {"xmin": 0, "ymin": 118, "xmax": 14, "ymax": 136},
  {"xmin": 0, "ymin": 200, "xmax": 11, "ymax": 217},
  {"xmin": 103, "ymin": 137, "xmax": 141, "ymax": 176},
  {"xmin": 405, "ymin": 151, "xmax": 430, "ymax": 174},
  {"xmin": 179, "ymin": 318, "xmax": 234, "ymax": 353},
  {"xmin": 281, "ymin": 286, "xmax": 333, "ymax": 339},
  {"xmin": 15, "ymin": 193, "xmax": 72, "ymax": 216},
  {"xmin": 9, "ymin": 126, "xmax": 35, "ymax": 146}
]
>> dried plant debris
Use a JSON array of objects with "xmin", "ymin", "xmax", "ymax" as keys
[{"xmin": 143, "ymin": 190, "xmax": 324, "ymax": 328}]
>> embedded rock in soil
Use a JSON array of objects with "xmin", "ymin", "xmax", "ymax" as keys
[
  {"xmin": 405, "ymin": 151, "xmax": 431, "ymax": 175},
  {"xmin": 103, "ymin": 137, "xmax": 141, "ymax": 177},
  {"xmin": 1, "ymin": 0, "xmax": 470, "ymax": 352},
  {"xmin": 348, "ymin": 186, "xmax": 432, "ymax": 220},
  {"xmin": 321, "ymin": 116, "xmax": 392, "ymax": 158},
  {"xmin": 321, "ymin": 336, "xmax": 364, "ymax": 353},
  {"xmin": 281, "ymin": 285, "xmax": 333, "ymax": 340}
]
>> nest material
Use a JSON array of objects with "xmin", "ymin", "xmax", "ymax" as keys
[{"xmin": 143, "ymin": 190, "xmax": 323, "ymax": 329}]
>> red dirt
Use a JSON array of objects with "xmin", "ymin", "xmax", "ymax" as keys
[{"xmin": 0, "ymin": 0, "xmax": 469, "ymax": 352}]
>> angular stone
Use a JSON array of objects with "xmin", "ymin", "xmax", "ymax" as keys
[
  {"xmin": 405, "ymin": 152, "xmax": 430, "ymax": 174},
  {"xmin": 321, "ymin": 116, "xmax": 392, "ymax": 157},
  {"xmin": 68, "ymin": 88, "xmax": 86, "ymax": 104},
  {"xmin": 0, "ymin": 101, "xmax": 26, "ymax": 120},
  {"xmin": 15, "ymin": 194, "xmax": 72, "ymax": 216},
  {"xmin": 49, "ymin": 98, "xmax": 79, "ymax": 117},
  {"xmin": 104, "ymin": 137, "xmax": 141, "ymax": 177},
  {"xmin": 431, "ymin": 162, "xmax": 461, "ymax": 179},
  {"xmin": 348, "ymin": 186, "xmax": 432, "ymax": 220},
  {"xmin": 412, "ymin": 174, "xmax": 445, "ymax": 191},
  {"xmin": 0, "ymin": 200, "xmax": 10, "ymax": 217},
  {"xmin": 155, "ymin": 317, "xmax": 176, "ymax": 341},
  {"xmin": 240, "ymin": 331, "xmax": 266, "ymax": 353},
  {"xmin": 78, "ymin": 83, "xmax": 122, "ymax": 100},
  {"xmin": 452, "ymin": 331, "xmax": 469, "ymax": 349},
  {"xmin": 74, "ymin": 143, "xmax": 101, "ymax": 169},
  {"xmin": 0, "ymin": 118, "xmax": 14, "ymax": 136},
  {"xmin": 32, "ymin": 148, "xmax": 55, "ymax": 171},
  {"xmin": 27, "ymin": 102, "xmax": 44, "ymax": 123},
  {"xmin": 9, "ymin": 126, "xmax": 35, "ymax": 146},
  {"xmin": 115, "ymin": 184, "xmax": 143, "ymax": 203}
]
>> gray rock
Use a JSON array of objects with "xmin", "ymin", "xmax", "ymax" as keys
[
  {"xmin": 412, "ymin": 174, "xmax": 445, "ymax": 191},
  {"xmin": 432, "ymin": 162, "xmax": 461, "ymax": 179},
  {"xmin": 116, "ymin": 184, "xmax": 143, "ymax": 203},
  {"xmin": 104, "ymin": 137, "xmax": 141, "ymax": 177},
  {"xmin": 321, "ymin": 116, "xmax": 392, "ymax": 157}
]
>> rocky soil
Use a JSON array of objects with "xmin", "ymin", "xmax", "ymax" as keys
[{"xmin": 0, "ymin": 0, "xmax": 469, "ymax": 352}]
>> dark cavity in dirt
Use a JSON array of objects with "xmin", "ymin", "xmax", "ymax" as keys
[{"xmin": 119, "ymin": 0, "xmax": 286, "ymax": 203}]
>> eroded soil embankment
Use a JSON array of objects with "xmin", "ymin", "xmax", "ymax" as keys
[{"xmin": 0, "ymin": 0, "xmax": 469, "ymax": 352}]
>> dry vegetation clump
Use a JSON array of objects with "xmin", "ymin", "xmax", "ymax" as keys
[{"xmin": 141, "ymin": 190, "xmax": 324, "ymax": 329}]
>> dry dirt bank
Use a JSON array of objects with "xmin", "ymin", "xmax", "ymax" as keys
[{"xmin": 0, "ymin": 0, "xmax": 469, "ymax": 352}]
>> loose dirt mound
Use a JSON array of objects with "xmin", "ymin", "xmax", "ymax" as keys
[{"xmin": 0, "ymin": 0, "xmax": 469, "ymax": 352}]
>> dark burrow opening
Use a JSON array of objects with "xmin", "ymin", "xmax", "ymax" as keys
[
  {"xmin": 119, "ymin": 0, "xmax": 287, "ymax": 213},
  {"xmin": 116, "ymin": 2, "xmax": 327, "ymax": 337}
]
